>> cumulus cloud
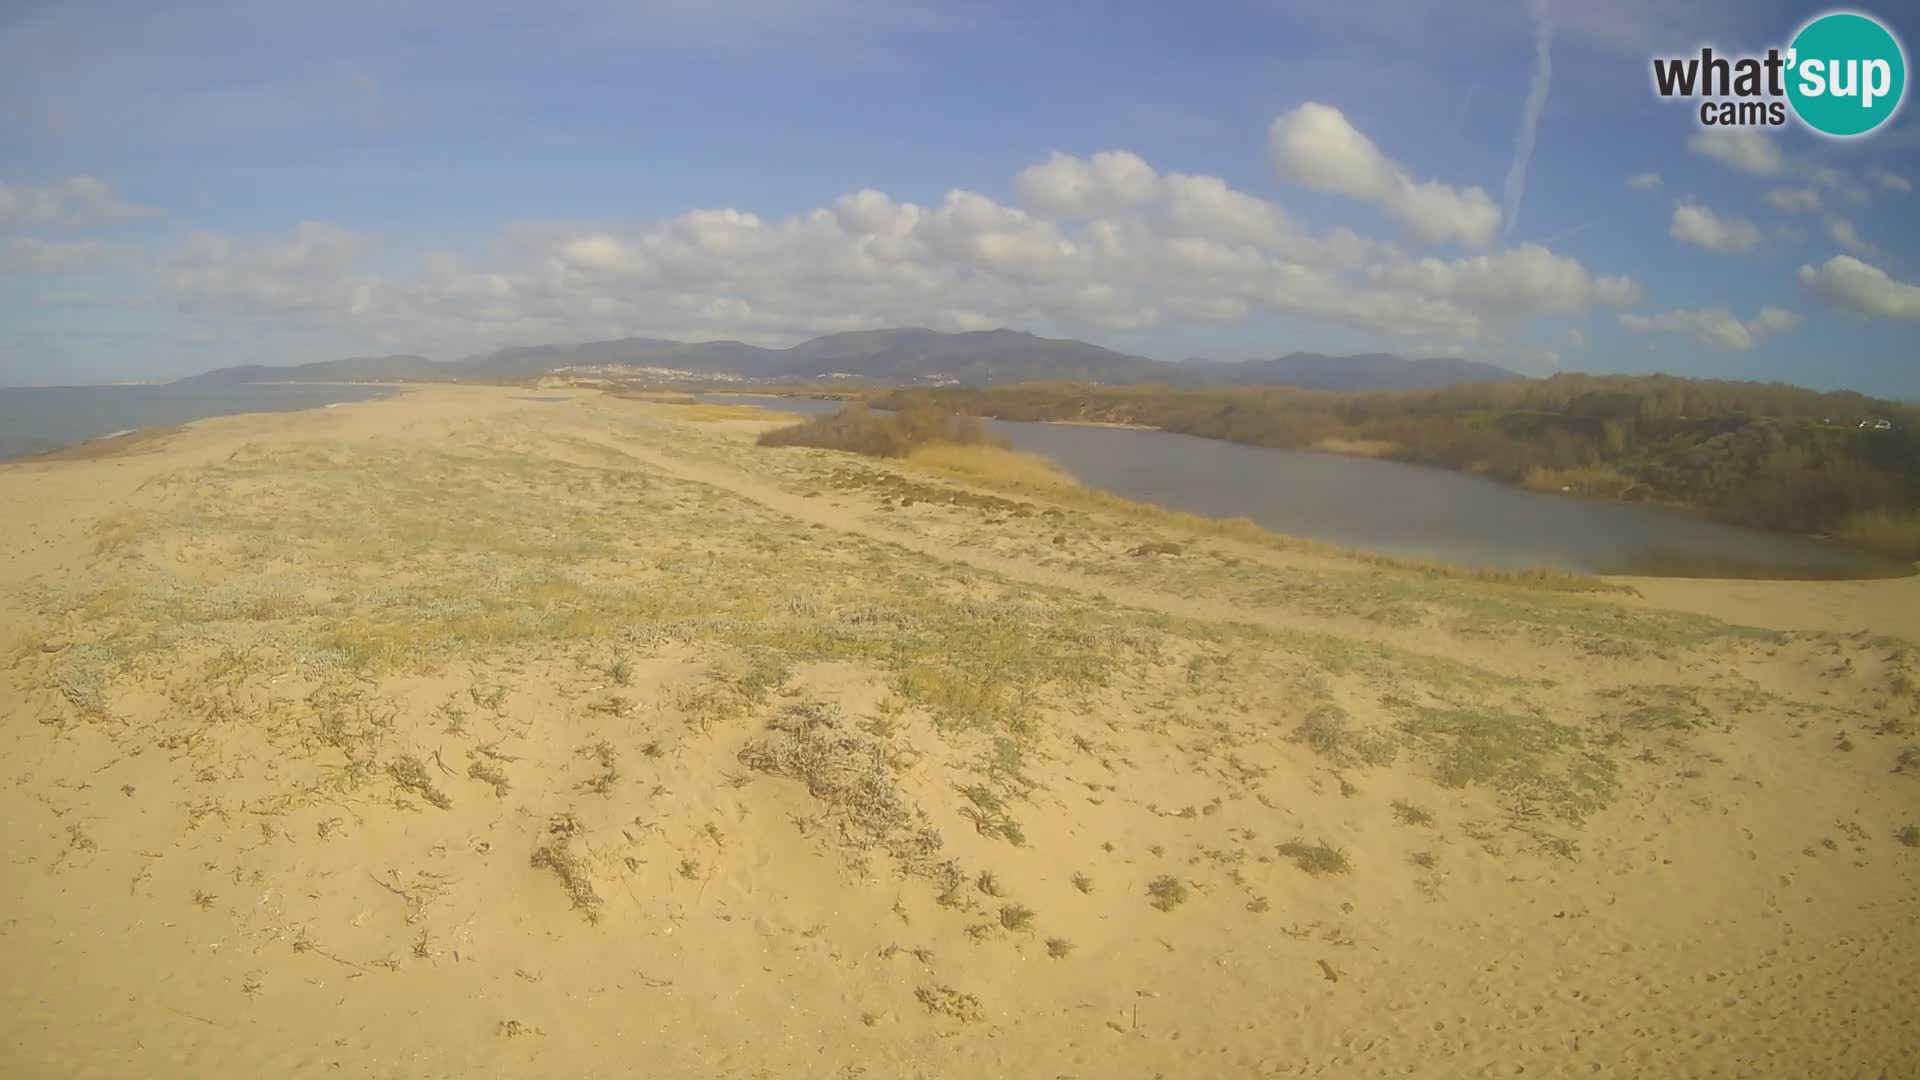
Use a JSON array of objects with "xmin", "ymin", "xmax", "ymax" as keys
[
  {"xmin": 1624, "ymin": 172, "xmax": 1662, "ymax": 191},
  {"xmin": 1867, "ymin": 166, "xmax": 1912, "ymax": 193},
  {"xmin": 1825, "ymin": 216, "xmax": 1877, "ymax": 257},
  {"xmin": 1620, "ymin": 305, "xmax": 1799, "ymax": 351},
  {"xmin": 0, "ymin": 237, "xmax": 137, "ymax": 273},
  {"xmin": 0, "ymin": 175, "xmax": 148, "ymax": 226},
  {"xmin": 1268, "ymin": 103, "xmax": 1501, "ymax": 247},
  {"xmin": 1669, "ymin": 202, "xmax": 1762, "ymax": 254},
  {"xmin": 1688, "ymin": 128, "xmax": 1783, "ymax": 176},
  {"xmin": 143, "ymin": 132, "xmax": 1641, "ymax": 358},
  {"xmin": 1015, "ymin": 150, "xmax": 1162, "ymax": 217},
  {"xmin": 1799, "ymin": 255, "xmax": 1920, "ymax": 319},
  {"xmin": 1372, "ymin": 244, "xmax": 1640, "ymax": 315},
  {"xmin": 164, "ymin": 222, "xmax": 378, "ymax": 315},
  {"xmin": 1764, "ymin": 186, "xmax": 1821, "ymax": 213}
]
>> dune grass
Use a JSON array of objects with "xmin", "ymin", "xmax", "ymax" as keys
[{"xmin": 674, "ymin": 403, "xmax": 781, "ymax": 423}]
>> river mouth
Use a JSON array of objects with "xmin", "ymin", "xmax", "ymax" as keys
[{"xmin": 697, "ymin": 395, "xmax": 1915, "ymax": 582}]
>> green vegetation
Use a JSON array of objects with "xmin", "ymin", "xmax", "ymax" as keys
[
  {"xmin": 758, "ymin": 403, "xmax": 1002, "ymax": 459},
  {"xmin": 1391, "ymin": 800, "xmax": 1434, "ymax": 826},
  {"xmin": 877, "ymin": 376, "xmax": 1920, "ymax": 561},
  {"xmin": 1294, "ymin": 703, "xmax": 1398, "ymax": 766},
  {"xmin": 997, "ymin": 903, "xmax": 1035, "ymax": 932},
  {"xmin": 1397, "ymin": 706, "xmax": 1617, "ymax": 823},
  {"xmin": 1146, "ymin": 874, "xmax": 1189, "ymax": 911},
  {"xmin": 1276, "ymin": 838, "xmax": 1352, "ymax": 876}
]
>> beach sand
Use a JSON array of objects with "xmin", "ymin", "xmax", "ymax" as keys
[{"xmin": 2, "ymin": 384, "xmax": 1915, "ymax": 1079}]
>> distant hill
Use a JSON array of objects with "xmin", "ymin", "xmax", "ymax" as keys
[
  {"xmin": 1174, "ymin": 352, "xmax": 1523, "ymax": 392},
  {"xmin": 175, "ymin": 330, "xmax": 1521, "ymax": 392},
  {"xmin": 175, "ymin": 354, "xmax": 441, "ymax": 385}
]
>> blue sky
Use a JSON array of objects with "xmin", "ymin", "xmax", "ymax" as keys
[{"xmin": 3, "ymin": 0, "xmax": 1918, "ymax": 396}]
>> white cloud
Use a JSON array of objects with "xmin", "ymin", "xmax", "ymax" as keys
[
  {"xmin": 1669, "ymin": 202, "xmax": 1762, "ymax": 254},
  {"xmin": 1268, "ymin": 102, "xmax": 1501, "ymax": 247},
  {"xmin": 1764, "ymin": 187, "xmax": 1821, "ymax": 213},
  {"xmin": 1624, "ymin": 172, "xmax": 1662, "ymax": 191},
  {"xmin": 1867, "ymin": 166, "xmax": 1912, "ymax": 193},
  {"xmin": 559, "ymin": 234, "xmax": 654, "ymax": 276},
  {"xmin": 155, "ymin": 200, "xmax": 1629, "ymax": 357},
  {"xmin": 134, "ymin": 127, "xmax": 1644, "ymax": 361},
  {"xmin": 1688, "ymin": 128, "xmax": 1783, "ymax": 176},
  {"xmin": 1015, "ymin": 150, "xmax": 1162, "ymax": 217},
  {"xmin": 1619, "ymin": 305, "xmax": 1799, "ymax": 351},
  {"xmin": 1811, "ymin": 167, "xmax": 1871, "ymax": 206},
  {"xmin": 1799, "ymin": 255, "xmax": 1920, "ymax": 319},
  {"xmin": 0, "ymin": 237, "xmax": 136, "ymax": 273},
  {"xmin": 0, "ymin": 175, "xmax": 148, "ymax": 226},
  {"xmin": 1372, "ymin": 244, "xmax": 1640, "ymax": 315},
  {"xmin": 165, "ymin": 222, "xmax": 377, "ymax": 315},
  {"xmin": 1825, "ymin": 216, "xmax": 1877, "ymax": 258},
  {"xmin": 1567, "ymin": 327, "xmax": 1585, "ymax": 348},
  {"xmin": 1751, "ymin": 306, "xmax": 1799, "ymax": 334}
]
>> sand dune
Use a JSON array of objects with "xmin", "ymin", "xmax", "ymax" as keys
[{"xmin": 2, "ymin": 384, "xmax": 1915, "ymax": 1079}]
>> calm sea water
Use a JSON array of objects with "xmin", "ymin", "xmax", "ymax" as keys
[
  {"xmin": 0, "ymin": 383, "xmax": 396, "ymax": 461},
  {"xmin": 701, "ymin": 394, "xmax": 1910, "ymax": 580}
]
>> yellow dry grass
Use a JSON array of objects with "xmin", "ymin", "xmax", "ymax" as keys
[
  {"xmin": 904, "ymin": 443, "xmax": 1076, "ymax": 489},
  {"xmin": 674, "ymin": 403, "xmax": 783, "ymax": 423},
  {"xmin": 611, "ymin": 390, "xmax": 699, "ymax": 404},
  {"xmin": 1836, "ymin": 509, "xmax": 1920, "ymax": 562},
  {"xmin": 1311, "ymin": 437, "xmax": 1399, "ymax": 457}
]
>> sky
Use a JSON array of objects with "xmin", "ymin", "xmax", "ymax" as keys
[{"xmin": 2, "ymin": 0, "xmax": 1918, "ymax": 396}]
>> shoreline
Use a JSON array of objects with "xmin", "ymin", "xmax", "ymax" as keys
[
  {"xmin": 732, "ymin": 392, "xmax": 1913, "ymax": 581},
  {"xmin": 20, "ymin": 423, "xmax": 191, "ymax": 463},
  {"xmin": 0, "ymin": 382, "xmax": 408, "ymax": 464}
]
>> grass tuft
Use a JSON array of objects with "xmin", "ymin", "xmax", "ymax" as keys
[
  {"xmin": 998, "ymin": 903, "xmax": 1035, "ymax": 932},
  {"xmin": 386, "ymin": 755, "xmax": 452, "ymax": 810},
  {"xmin": 1146, "ymin": 874, "xmax": 1189, "ymax": 911},
  {"xmin": 1277, "ymin": 838, "xmax": 1351, "ymax": 876},
  {"xmin": 1391, "ymin": 800, "xmax": 1434, "ymax": 827}
]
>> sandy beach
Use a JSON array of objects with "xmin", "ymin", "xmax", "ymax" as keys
[{"xmin": 2, "ymin": 384, "xmax": 1916, "ymax": 1079}]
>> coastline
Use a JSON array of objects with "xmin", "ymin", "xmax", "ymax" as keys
[
  {"xmin": 0, "ymin": 382, "xmax": 406, "ymax": 464},
  {"xmin": 21, "ymin": 423, "xmax": 190, "ymax": 463}
]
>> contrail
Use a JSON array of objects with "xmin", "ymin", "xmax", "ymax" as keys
[{"xmin": 1502, "ymin": 0, "xmax": 1554, "ymax": 240}]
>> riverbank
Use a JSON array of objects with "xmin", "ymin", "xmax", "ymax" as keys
[
  {"xmin": 870, "ymin": 381, "xmax": 1920, "ymax": 565},
  {"xmin": 712, "ymin": 393, "xmax": 1908, "ymax": 580},
  {"xmin": 2, "ymin": 384, "xmax": 1915, "ymax": 1078}
]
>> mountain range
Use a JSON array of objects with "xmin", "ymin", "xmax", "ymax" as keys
[{"xmin": 175, "ymin": 328, "xmax": 1522, "ymax": 393}]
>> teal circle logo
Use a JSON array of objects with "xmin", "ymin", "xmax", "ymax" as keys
[{"xmin": 1787, "ymin": 12, "xmax": 1906, "ymax": 137}]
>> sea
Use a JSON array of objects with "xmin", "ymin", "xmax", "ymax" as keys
[{"xmin": 0, "ymin": 383, "xmax": 397, "ymax": 461}]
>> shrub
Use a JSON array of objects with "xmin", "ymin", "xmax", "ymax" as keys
[{"xmin": 758, "ymin": 404, "xmax": 1003, "ymax": 459}]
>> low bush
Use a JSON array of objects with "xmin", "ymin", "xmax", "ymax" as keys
[{"xmin": 758, "ymin": 404, "xmax": 1002, "ymax": 458}]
